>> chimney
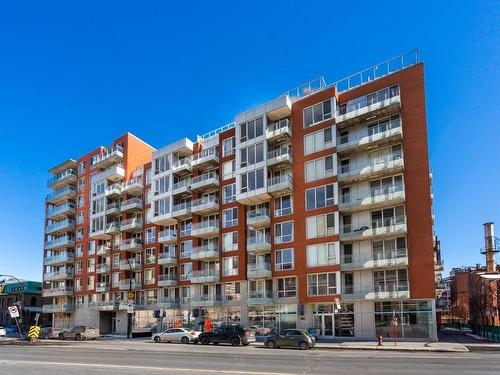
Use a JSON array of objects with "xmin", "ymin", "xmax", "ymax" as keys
[{"xmin": 483, "ymin": 222, "xmax": 497, "ymax": 272}]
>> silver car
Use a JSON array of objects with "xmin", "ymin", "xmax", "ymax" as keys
[
  {"xmin": 59, "ymin": 325, "xmax": 99, "ymax": 341},
  {"xmin": 152, "ymin": 328, "xmax": 200, "ymax": 344}
]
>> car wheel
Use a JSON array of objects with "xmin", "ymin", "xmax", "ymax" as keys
[
  {"xmin": 299, "ymin": 342, "xmax": 309, "ymax": 350},
  {"xmin": 44, "ymin": 334, "xmax": 50, "ymax": 340},
  {"xmin": 231, "ymin": 337, "xmax": 240, "ymax": 346},
  {"xmin": 200, "ymin": 336, "xmax": 209, "ymax": 345},
  {"xmin": 75, "ymin": 334, "xmax": 81, "ymax": 341},
  {"xmin": 266, "ymin": 340, "xmax": 276, "ymax": 349},
  {"xmin": 154, "ymin": 336, "xmax": 161, "ymax": 343},
  {"xmin": 59, "ymin": 333, "xmax": 65, "ymax": 340},
  {"xmin": 212, "ymin": 341, "xmax": 219, "ymax": 345},
  {"xmin": 181, "ymin": 336, "xmax": 190, "ymax": 344},
  {"xmin": 242, "ymin": 343, "xmax": 249, "ymax": 346}
]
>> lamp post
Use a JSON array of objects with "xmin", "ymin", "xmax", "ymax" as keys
[
  {"xmin": 0, "ymin": 274, "xmax": 24, "ymax": 337},
  {"xmin": 121, "ymin": 255, "xmax": 134, "ymax": 339}
]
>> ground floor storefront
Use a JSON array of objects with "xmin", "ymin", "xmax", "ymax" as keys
[{"xmin": 68, "ymin": 298, "xmax": 436, "ymax": 340}]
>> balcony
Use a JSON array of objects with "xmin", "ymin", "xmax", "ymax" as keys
[
  {"xmin": 157, "ymin": 297, "xmax": 180, "ymax": 309},
  {"xmin": 236, "ymin": 187, "xmax": 271, "ymax": 206},
  {"xmin": 42, "ymin": 287, "xmax": 74, "ymax": 297},
  {"xmin": 337, "ymin": 126, "xmax": 403, "ymax": 156},
  {"xmin": 42, "ymin": 303, "xmax": 75, "ymax": 313},
  {"xmin": 191, "ymin": 220, "xmax": 219, "ymax": 238},
  {"xmin": 46, "ymin": 185, "xmax": 77, "ymax": 205},
  {"xmin": 267, "ymin": 175, "xmax": 293, "ymax": 196},
  {"xmin": 190, "ymin": 294, "xmax": 222, "ymax": 307},
  {"xmin": 191, "ymin": 171, "xmax": 219, "ymax": 192},
  {"xmin": 341, "ymin": 283, "xmax": 409, "ymax": 301},
  {"xmin": 172, "ymin": 202, "xmax": 192, "ymax": 220},
  {"xmin": 172, "ymin": 179, "xmax": 192, "ymax": 196},
  {"xmin": 121, "ymin": 198, "xmax": 143, "ymax": 213},
  {"xmin": 158, "ymin": 251, "xmax": 177, "ymax": 265},
  {"xmin": 191, "ymin": 269, "xmax": 220, "ymax": 284},
  {"xmin": 91, "ymin": 222, "xmax": 120, "ymax": 240},
  {"xmin": 266, "ymin": 118, "xmax": 292, "ymax": 143},
  {"xmin": 123, "ymin": 176, "xmax": 144, "ymax": 195},
  {"xmin": 44, "ymin": 251, "xmax": 74, "ymax": 266},
  {"xmin": 119, "ymin": 259, "xmax": 142, "ymax": 271},
  {"xmin": 171, "ymin": 159, "xmax": 192, "ymax": 176},
  {"xmin": 45, "ymin": 236, "xmax": 75, "ymax": 250},
  {"xmin": 340, "ymin": 217, "xmax": 407, "ymax": 242},
  {"xmin": 151, "ymin": 212, "xmax": 175, "ymax": 226},
  {"xmin": 120, "ymin": 218, "xmax": 143, "ymax": 232},
  {"xmin": 96, "ymin": 263, "xmax": 111, "ymax": 274},
  {"xmin": 118, "ymin": 238, "xmax": 143, "ymax": 252},
  {"xmin": 45, "ymin": 219, "xmax": 75, "ymax": 235},
  {"xmin": 248, "ymin": 291, "xmax": 274, "ymax": 305},
  {"xmin": 336, "ymin": 87, "xmax": 401, "ymax": 129},
  {"xmin": 105, "ymin": 202, "xmax": 121, "ymax": 216},
  {"xmin": 338, "ymin": 155, "xmax": 403, "ymax": 184},
  {"xmin": 191, "ymin": 245, "xmax": 219, "ymax": 260},
  {"xmin": 246, "ymin": 208, "xmax": 271, "ymax": 228},
  {"xmin": 96, "ymin": 282, "xmax": 111, "ymax": 293},
  {"xmin": 158, "ymin": 274, "xmax": 177, "ymax": 287},
  {"xmin": 267, "ymin": 148, "xmax": 292, "ymax": 169},
  {"xmin": 265, "ymin": 95, "xmax": 292, "ymax": 122},
  {"xmin": 105, "ymin": 183, "xmax": 123, "ymax": 197},
  {"xmin": 47, "ymin": 202, "xmax": 76, "ymax": 220},
  {"xmin": 96, "ymin": 165, "xmax": 125, "ymax": 183},
  {"xmin": 44, "ymin": 270, "xmax": 74, "ymax": 281},
  {"xmin": 341, "ymin": 251, "xmax": 408, "ymax": 271},
  {"xmin": 191, "ymin": 148, "xmax": 219, "ymax": 170},
  {"xmin": 247, "ymin": 263, "xmax": 272, "ymax": 279},
  {"xmin": 247, "ymin": 236, "xmax": 272, "ymax": 254},
  {"xmin": 91, "ymin": 145, "xmax": 124, "ymax": 169},
  {"xmin": 47, "ymin": 169, "xmax": 77, "ymax": 189},
  {"xmin": 190, "ymin": 196, "xmax": 219, "ymax": 215},
  {"xmin": 339, "ymin": 187, "xmax": 405, "ymax": 213},
  {"xmin": 119, "ymin": 279, "xmax": 142, "ymax": 290},
  {"xmin": 158, "ymin": 229, "xmax": 177, "ymax": 244}
]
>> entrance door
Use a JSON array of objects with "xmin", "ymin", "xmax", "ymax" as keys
[{"xmin": 313, "ymin": 314, "xmax": 335, "ymax": 337}]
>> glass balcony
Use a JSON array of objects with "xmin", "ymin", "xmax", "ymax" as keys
[
  {"xmin": 45, "ymin": 235, "xmax": 75, "ymax": 250},
  {"xmin": 172, "ymin": 202, "xmax": 192, "ymax": 219},
  {"xmin": 46, "ymin": 185, "xmax": 77, "ymax": 204},
  {"xmin": 247, "ymin": 236, "xmax": 272, "ymax": 254},
  {"xmin": 267, "ymin": 175, "xmax": 293, "ymax": 196},
  {"xmin": 191, "ymin": 245, "xmax": 219, "ymax": 260},
  {"xmin": 191, "ymin": 171, "xmax": 219, "ymax": 191},
  {"xmin": 172, "ymin": 179, "xmax": 192, "ymax": 196},
  {"xmin": 119, "ymin": 259, "xmax": 142, "ymax": 271},
  {"xmin": 157, "ymin": 297, "xmax": 180, "ymax": 309},
  {"xmin": 171, "ymin": 158, "xmax": 192, "ymax": 175},
  {"xmin": 96, "ymin": 282, "xmax": 111, "ymax": 292},
  {"xmin": 247, "ymin": 291, "xmax": 274, "ymax": 305},
  {"xmin": 341, "ymin": 249, "xmax": 408, "ymax": 271},
  {"xmin": 119, "ymin": 279, "xmax": 142, "ymax": 290},
  {"xmin": 44, "ymin": 251, "xmax": 74, "ymax": 266},
  {"xmin": 340, "ymin": 216, "xmax": 407, "ymax": 242},
  {"xmin": 158, "ymin": 229, "xmax": 177, "ymax": 245},
  {"xmin": 247, "ymin": 263, "xmax": 272, "ymax": 279},
  {"xmin": 190, "ymin": 294, "xmax": 222, "ymax": 307},
  {"xmin": 120, "ymin": 218, "xmax": 143, "ymax": 232},
  {"xmin": 123, "ymin": 176, "xmax": 144, "ymax": 195},
  {"xmin": 104, "ymin": 183, "xmax": 123, "ymax": 197},
  {"xmin": 120, "ymin": 197, "xmax": 143, "ymax": 213},
  {"xmin": 117, "ymin": 238, "xmax": 143, "ymax": 252},
  {"xmin": 191, "ymin": 269, "xmax": 220, "ymax": 283},
  {"xmin": 47, "ymin": 202, "xmax": 76, "ymax": 220},
  {"xmin": 42, "ymin": 303, "xmax": 75, "ymax": 313},
  {"xmin": 96, "ymin": 263, "xmax": 111, "ymax": 274},
  {"xmin": 191, "ymin": 220, "xmax": 219, "ymax": 238},
  {"xmin": 339, "ymin": 186, "xmax": 405, "ymax": 213},
  {"xmin": 342, "ymin": 282, "xmax": 409, "ymax": 301},
  {"xmin": 191, "ymin": 147, "xmax": 219, "ymax": 170},
  {"xmin": 158, "ymin": 274, "xmax": 177, "ymax": 287},
  {"xmin": 44, "ymin": 269, "xmax": 74, "ymax": 281},
  {"xmin": 90, "ymin": 222, "xmax": 120, "ymax": 240},
  {"xmin": 338, "ymin": 154, "xmax": 403, "ymax": 184},
  {"xmin": 91, "ymin": 145, "xmax": 124, "ymax": 169},
  {"xmin": 47, "ymin": 169, "xmax": 77, "ymax": 189},
  {"xmin": 158, "ymin": 251, "xmax": 177, "ymax": 265},
  {"xmin": 247, "ymin": 208, "xmax": 271, "ymax": 228},
  {"xmin": 190, "ymin": 196, "xmax": 219, "ymax": 215},
  {"xmin": 105, "ymin": 202, "xmax": 121, "ymax": 216},
  {"xmin": 267, "ymin": 148, "xmax": 292, "ymax": 169},
  {"xmin": 45, "ymin": 219, "xmax": 75, "ymax": 235},
  {"xmin": 266, "ymin": 118, "xmax": 291, "ymax": 143},
  {"xmin": 42, "ymin": 287, "xmax": 74, "ymax": 297}
]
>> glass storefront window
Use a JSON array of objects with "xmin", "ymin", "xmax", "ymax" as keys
[{"xmin": 248, "ymin": 305, "xmax": 296, "ymax": 336}]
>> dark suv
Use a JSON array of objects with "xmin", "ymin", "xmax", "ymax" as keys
[{"xmin": 198, "ymin": 326, "xmax": 256, "ymax": 346}]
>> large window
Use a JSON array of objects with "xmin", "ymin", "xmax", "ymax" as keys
[
  {"xmin": 368, "ymin": 115, "xmax": 401, "ymax": 136},
  {"xmin": 240, "ymin": 117, "xmax": 264, "ymax": 142},
  {"xmin": 223, "ymin": 207, "xmax": 238, "ymax": 228},
  {"xmin": 154, "ymin": 175, "xmax": 170, "ymax": 195},
  {"xmin": 304, "ymin": 99, "xmax": 332, "ymax": 128},
  {"xmin": 240, "ymin": 143, "xmax": 264, "ymax": 168},
  {"xmin": 372, "ymin": 237, "xmax": 407, "ymax": 260},
  {"xmin": 145, "ymin": 227, "xmax": 156, "ymax": 244},
  {"xmin": 277, "ymin": 277, "xmax": 296, "ymax": 298},
  {"xmin": 223, "ymin": 137, "xmax": 236, "ymax": 157},
  {"xmin": 275, "ymin": 248, "xmax": 294, "ymax": 271},
  {"xmin": 307, "ymin": 243, "xmax": 337, "ymax": 267},
  {"xmin": 223, "ymin": 231, "xmax": 238, "ymax": 252},
  {"xmin": 275, "ymin": 195, "xmax": 293, "ymax": 217},
  {"xmin": 370, "ymin": 175, "xmax": 403, "ymax": 197},
  {"xmin": 241, "ymin": 168, "xmax": 265, "ymax": 193},
  {"xmin": 223, "ymin": 160, "xmax": 236, "ymax": 180},
  {"xmin": 307, "ymin": 272, "xmax": 337, "ymax": 296},
  {"xmin": 305, "ymin": 155, "xmax": 335, "ymax": 182},
  {"xmin": 223, "ymin": 184, "xmax": 236, "ymax": 203},
  {"xmin": 306, "ymin": 183, "xmax": 335, "ymax": 210},
  {"xmin": 154, "ymin": 154, "xmax": 170, "ymax": 175},
  {"xmin": 304, "ymin": 126, "xmax": 334, "ymax": 155},
  {"xmin": 275, "ymin": 221, "xmax": 294, "ymax": 243},
  {"xmin": 371, "ymin": 206, "xmax": 405, "ymax": 228},
  {"xmin": 180, "ymin": 263, "xmax": 192, "ymax": 281},
  {"xmin": 373, "ymin": 269, "xmax": 408, "ymax": 292},
  {"xmin": 306, "ymin": 213, "xmax": 336, "ymax": 239},
  {"xmin": 223, "ymin": 256, "xmax": 239, "ymax": 276}
]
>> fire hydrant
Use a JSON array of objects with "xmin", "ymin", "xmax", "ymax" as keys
[{"xmin": 377, "ymin": 336, "xmax": 383, "ymax": 347}]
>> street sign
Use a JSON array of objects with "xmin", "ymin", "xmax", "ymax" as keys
[
  {"xmin": 34, "ymin": 313, "xmax": 40, "ymax": 325},
  {"xmin": 28, "ymin": 326, "xmax": 41, "ymax": 339},
  {"xmin": 127, "ymin": 291, "xmax": 135, "ymax": 300},
  {"xmin": 8, "ymin": 305, "xmax": 19, "ymax": 318},
  {"xmin": 334, "ymin": 298, "xmax": 341, "ymax": 310},
  {"xmin": 127, "ymin": 299, "xmax": 134, "ymax": 314}
]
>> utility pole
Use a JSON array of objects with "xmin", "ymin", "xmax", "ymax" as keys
[{"xmin": 1, "ymin": 274, "xmax": 24, "ymax": 337}]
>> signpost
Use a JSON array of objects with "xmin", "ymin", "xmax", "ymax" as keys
[
  {"xmin": 392, "ymin": 309, "xmax": 398, "ymax": 346},
  {"xmin": 8, "ymin": 306, "xmax": 23, "ymax": 337}
]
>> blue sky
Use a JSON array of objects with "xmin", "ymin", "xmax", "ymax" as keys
[{"xmin": 0, "ymin": 1, "xmax": 498, "ymax": 281}]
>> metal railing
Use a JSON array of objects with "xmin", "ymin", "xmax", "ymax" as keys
[
  {"xmin": 267, "ymin": 118, "xmax": 290, "ymax": 133},
  {"xmin": 339, "ymin": 153, "xmax": 403, "ymax": 175},
  {"xmin": 268, "ymin": 174, "xmax": 293, "ymax": 187},
  {"xmin": 47, "ymin": 169, "xmax": 77, "ymax": 186},
  {"xmin": 158, "ymin": 229, "xmax": 177, "ymax": 240},
  {"xmin": 172, "ymin": 158, "xmax": 192, "ymax": 170},
  {"xmin": 193, "ymin": 146, "xmax": 218, "ymax": 161},
  {"xmin": 338, "ymin": 85, "xmax": 400, "ymax": 116},
  {"xmin": 47, "ymin": 202, "xmax": 76, "ymax": 216},
  {"xmin": 91, "ymin": 145, "xmax": 124, "ymax": 166},
  {"xmin": 197, "ymin": 122, "xmax": 236, "ymax": 141},
  {"xmin": 247, "ymin": 207, "xmax": 270, "ymax": 220},
  {"xmin": 46, "ymin": 185, "xmax": 77, "ymax": 201},
  {"xmin": 267, "ymin": 147, "xmax": 292, "ymax": 160},
  {"xmin": 192, "ymin": 220, "xmax": 219, "ymax": 231},
  {"xmin": 282, "ymin": 77, "xmax": 327, "ymax": 100},
  {"xmin": 191, "ymin": 196, "xmax": 219, "ymax": 208},
  {"xmin": 192, "ymin": 171, "xmax": 218, "ymax": 184},
  {"xmin": 172, "ymin": 178, "xmax": 191, "ymax": 191},
  {"xmin": 45, "ymin": 219, "xmax": 76, "ymax": 233}
]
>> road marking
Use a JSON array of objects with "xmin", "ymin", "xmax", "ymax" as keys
[{"xmin": 1, "ymin": 360, "xmax": 298, "ymax": 375}]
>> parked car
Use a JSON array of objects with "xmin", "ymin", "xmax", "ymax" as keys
[
  {"xmin": 40, "ymin": 326, "xmax": 62, "ymax": 339},
  {"xmin": 198, "ymin": 325, "xmax": 256, "ymax": 346},
  {"xmin": 152, "ymin": 328, "xmax": 200, "ymax": 344},
  {"xmin": 58, "ymin": 325, "xmax": 99, "ymax": 341},
  {"xmin": 264, "ymin": 329, "xmax": 315, "ymax": 350},
  {"xmin": 0, "ymin": 326, "xmax": 6, "ymax": 337},
  {"xmin": 5, "ymin": 326, "xmax": 21, "ymax": 336}
]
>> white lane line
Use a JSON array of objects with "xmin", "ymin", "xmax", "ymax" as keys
[{"xmin": 1, "ymin": 360, "xmax": 298, "ymax": 375}]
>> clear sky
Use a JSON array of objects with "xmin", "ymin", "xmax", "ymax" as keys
[{"xmin": 0, "ymin": 1, "xmax": 498, "ymax": 281}]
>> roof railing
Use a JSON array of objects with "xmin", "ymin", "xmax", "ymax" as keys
[{"xmin": 197, "ymin": 122, "xmax": 235, "ymax": 142}]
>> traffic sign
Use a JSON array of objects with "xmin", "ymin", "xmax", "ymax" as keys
[
  {"xmin": 28, "ymin": 326, "xmax": 41, "ymax": 339},
  {"xmin": 334, "ymin": 298, "xmax": 341, "ymax": 310},
  {"xmin": 127, "ymin": 291, "xmax": 135, "ymax": 300},
  {"xmin": 8, "ymin": 305, "xmax": 19, "ymax": 318},
  {"xmin": 127, "ymin": 299, "xmax": 134, "ymax": 314}
]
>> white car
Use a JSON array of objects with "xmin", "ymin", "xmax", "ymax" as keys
[
  {"xmin": 152, "ymin": 328, "xmax": 200, "ymax": 344},
  {"xmin": 0, "ymin": 326, "xmax": 6, "ymax": 337}
]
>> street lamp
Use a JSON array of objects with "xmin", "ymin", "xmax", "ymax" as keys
[
  {"xmin": 0, "ymin": 274, "xmax": 24, "ymax": 337},
  {"xmin": 120, "ymin": 254, "xmax": 134, "ymax": 339}
]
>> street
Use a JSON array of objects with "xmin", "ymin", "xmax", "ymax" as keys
[{"xmin": 1, "ymin": 339, "xmax": 500, "ymax": 375}]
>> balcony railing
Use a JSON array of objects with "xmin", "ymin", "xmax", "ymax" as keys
[
  {"xmin": 123, "ymin": 176, "xmax": 144, "ymax": 194},
  {"xmin": 46, "ymin": 185, "xmax": 77, "ymax": 203},
  {"xmin": 338, "ymin": 154, "xmax": 403, "ymax": 182},
  {"xmin": 247, "ymin": 236, "xmax": 272, "ymax": 253},
  {"xmin": 118, "ymin": 238, "xmax": 143, "ymax": 251},
  {"xmin": 267, "ymin": 174, "xmax": 293, "ymax": 195},
  {"xmin": 44, "ymin": 252, "xmax": 74, "ymax": 265},
  {"xmin": 47, "ymin": 169, "xmax": 77, "ymax": 188},
  {"xmin": 341, "ymin": 249, "xmax": 408, "ymax": 271},
  {"xmin": 340, "ymin": 185, "xmax": 405, "ymax": 212},
  {"xmin": 45, "ymin": 219, "xmax": 76, "ymax": 234},
  {"xmin": 47, "ymin": 202, "xmax": 76, "ymax": 219},
  {"xmin": 191, "ymin": 171, "xmax": 219, "ymax": 190},
  {"xmin": 172, "ymin": 179, "xmax": 192, "ymax": 194},
  {"xmin": 91, "ymin": 145, "xmax": 124, "ymax": 167},
  {"xmin": 45, "ymin": 236, "xmax": 75, "ymax": 250},
  {"xmin": 121, "ymin": 197, "xmax": 143, "ymax": 212},
  {"xmin": 191, "ymin": 269, "xmax": 220, "ymax": 283},
  {"xmin": 248, "ymin": 291, "xmax": 274, "ymax": 305},
  {"xmin": 44, "ymin": 270, "xmax": 74, "ymax": 281},
  {"xmin": 158, "ymin": 274, "xmax": 177, "ymax": 287},
  {"xmin": 42, "ymin": 287, "xmax": 74, "ymax": 297},
  {"xmin": 191, "ymin": 245, "xmax": 219, "ymax": 260},
  {"xmin": 342, "ymin": 282, "xmax": 409, "ymax": 301},
  {"xmin": 192, "ymin": 147, "xmax": 219, "ymax": 168},
  {"xmin": 120, "ymin": 218, "xmax": 143, "ymax": 232},
  {"xmin": 119, "ymin": 279, "xmax": 142, "ymax": 290},
  {"xmin": 247, "ymin": 263, "xmax": 272, "ymax": 278},
  {"xmin": 96, "ymin": 263, "xmax": 111, "ymax": 273},
  {"xmin": 158, "ymin": 229, "xmax": 177, "ymax": 244},
  {"xmin": 189, "ymin": 294, "xmax": 222, "ymax": 307},
  {"xmin": 191, "ymin": 196, "xmax": 219, "ymax": 214},
  {"xmin": 341, "ymin": 215, "xmax": 406, "ymax": 241},
  {"xmin": 266, "ymin": 118, "xmax": 292, "ymax": 141},
  {"xmin": 267, "ymin": 148, "xmax": 292, "ymax": 167},
  {"xmin": 337, "ymin": 119, "xmax": 402, "ymax": 154},
  {"xmin": 158, "ymin": 251, "xmax": 177, "ymax": 265},
  {"xmin": 246, "ymin": 208, "xmax": 271, "ymax": 228},
  {"xmin": 105, "ymin": 183, "xmax": 123, "ymax": 196},
  {"xmin": 42, "ymin": 303, "xmax": 75, "ymax": 313},
  {"xmin": 191, "ymin": 220, "xmax": 219, "ymax": 237},
  {"xmin": 96, "ymin": 282, "xmax": 111, "ymax": 292},
  {"xmin": 172, "ymin": 158, "xmax": 192, "ymax": 173}
]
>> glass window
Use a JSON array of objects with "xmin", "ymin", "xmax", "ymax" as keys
[
  {"xmin": 223, "ymin": 184, "xmax": 236, "ymax": 203},
  {"xmin": 276, "ymin": 249, "xmax": 294, "ymax": 270},
  {"xmin": 307, "ymin": 243, "xmax": 337, "ymax": 267},
  {"xmin": 275, "ymin": 221, "xmax": 294, "ymax": 243},
  {"xmin": 277, "ymin": 277, "xmax": 296, "ymax": 297},
  {"xmin": 307, "ymin": 273, "xmax": 337, "ymax": 296},
  {"xmin": 275, "ymin": 195, "xmax": 292, "ymax": 217},
  {"xmin": 304, "ymin": 99, "xmax": 332, "ymax": 128},
  {"xmin": 223, "ymin": 231, "xmax": 238, "ymax": 252},
  {"xmin": 306, "ymin": 184, "xmax": 335, "ymax": 210},
  {"xmin": 223, "ymin": 207, "xmax": 238, "ymax": 228}
]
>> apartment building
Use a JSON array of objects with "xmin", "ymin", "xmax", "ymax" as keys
[{"xmin": 43, "ymin": 50, "xmax": 437, "ymax": 339}]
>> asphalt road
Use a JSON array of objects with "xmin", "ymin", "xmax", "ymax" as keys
[{"xmin": 1, "ymin": 340, "xmax": 500, "ymax": 375}]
